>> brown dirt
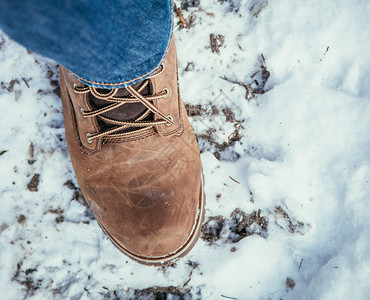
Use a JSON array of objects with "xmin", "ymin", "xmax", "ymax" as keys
[
  {"xmin": 185, "ymin": 104, "xmax": 206, "ymax": 116},
  {"xmin": 134, "ymin": 286, "xmax": 191, "ymax": 299},
  {"xmin": 210, "ymin": 34, "xmax": 225, "ymax": 54},
  {"xmin": 17, "ymin": 214, "xmax": 26, "ymax": 225},
  {"xmin": 274, "ymin": 206, "xmax": 310, "ymax": 235},
  {"xmin": 27, "ymin": 174, "xmax": 40, "ymax": 192},
  {"xmin": 228, "ymin": 208, "xmax": 268, "ymax": 242},
  {"xmin": 286, "ymin": 277, "xmax": 296, "ymax": 290},
  {"xmin": 64, "ymin": 180, "xmax": 89, "ymax": 208},
  {"xmin": 12, "ymin": 262, "xmax": 42, "ymax": 298},
  {"xmin": 201, "ymin": 208, "xmax": 268, "ymax": 244},
  {"xmin": 201, "ymin": 216, "xmax": 226, "ymax": 243},
  {"xmin": 7, "ymin": 79, "xmax": 20, "ymax": 92}
]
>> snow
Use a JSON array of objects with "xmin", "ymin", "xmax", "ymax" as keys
[{"xmin": 1, "ymin": 0, "xmax": 370, "ymax": 299}]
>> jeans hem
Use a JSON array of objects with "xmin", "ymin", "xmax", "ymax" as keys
[{"xmin": 70, "ymin": 0, "xmax": 174, "ymax": 89}]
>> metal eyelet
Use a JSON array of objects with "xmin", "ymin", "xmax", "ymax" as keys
[
  {"xmin": 80, "ymin": 107, "xmax": 84, "ymax": 114},
  {"xmin": 166, "ymin": 115, "xmax": 174, "ymax": 126},
  {"xmin": 86, "ymin": 132, "xmax": 93, "ymax": 144},
  {"xmin": 161, "ymin": 63, "xmax": 165, "ymax": 71},
  {"xmin": 162, "ymin": 88, "xmax": 169, "ymax": 98}
]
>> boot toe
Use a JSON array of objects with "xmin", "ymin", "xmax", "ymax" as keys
[{"xmin": 90, "ymin": 175, "xmax": 204, "ymax": 265}]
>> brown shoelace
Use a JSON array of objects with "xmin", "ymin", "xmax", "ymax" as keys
[{"xmin": 73, "ymin": 65, "xmax": 174, "ymax": 143}]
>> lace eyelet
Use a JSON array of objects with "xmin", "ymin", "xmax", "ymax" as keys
[
  {"xmin": 161, "ymin": 63, "xmax": 165, "ymax": 71},
  {"xmin": 80, "ymin": 107, "xmax": 84, "ymax": 114},
  {"xmin": 166, "ymin": 115, "xmax": 174, "ymax": 126},
  {"xmin": 162, "ymin": 88, "xmax": 169, "ymax": 98},
  {"xmin": 86, "ymin": 132, "xmax": 93, "ymax": 144}
]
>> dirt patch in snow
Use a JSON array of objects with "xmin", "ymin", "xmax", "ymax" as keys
[
  {"xmin": 17, "ymin": 214, "xmax": 27, "ymax": 225},
  {"xmin": 220, "ymin": 54, "xmax": 270, "ymax": 100},
  {"xmin": 12, "ymin": 262, "xmax": 42, "ymax": 298},
  {"xmin": 210, "ymin": 34, "xmax": 225, "ymax": 54},
  {"xmin": 134, "ymin": 286, "xmax": 192, "ymax": 299},
  {"xmin": 186, "ymin": 103, "xmax": 243, "ymax": 160},
  {"xmin": 27, "ymin": 174, "xmax": 40, "ymax": 192},
  {"xmin": 201, "ymin": 208, "xmax": 268, "ymax": 244},
  {"xmin": 274, "ymin": 206, "xmax": 311, "ymax": 235},
  {"xmin": 286, "ymin": 277, "xmax": 296, "ymax": 291}
]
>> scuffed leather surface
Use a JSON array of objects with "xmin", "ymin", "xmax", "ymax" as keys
[{"xmin": 59, "ymin": 38, "xmax": 203, "ymax": 258}]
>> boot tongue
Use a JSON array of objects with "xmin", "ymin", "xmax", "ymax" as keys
[{"xmin": 88, "ymin": 81, "xmax": 151, "ymax": 131}]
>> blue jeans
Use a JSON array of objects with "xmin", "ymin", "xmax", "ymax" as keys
[{"xmin": 0, "ymin": 0, "xmax": 173, "ymax": 88}]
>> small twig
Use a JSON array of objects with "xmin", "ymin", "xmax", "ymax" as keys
[
  {"xmin": 251, "ymin": 70, "xmax": 260, "ymax": 78},
  {"xmin": 320, "ymin": 46, "xmax": 330, "ymax": 61},
  {"xmin": 298, "ymin": 258, "xmax": 304, "ymax": 272},
  {"xmin": 221, "ymin": 295, "xmax": 238, "ymax": 300},
  {"xmin": 220, "ymin": 75, "xmax": 248, "ymax": 89},
  {"xmin": 323, "ymin": 46, "xmax": 329, "ymax": 56},
  {"xmin": 22, "ymin": 77, "xmax": 30, "ymax": 88},
  {"xmin": 220, "ymin": 76, "xmax": 254, "ymax": 100},
  {"xmin": 229, "ymin": 176, "xmax": 240, "ymax": 184},
  {"xmin": 261, "ymin": 53, "xmax": 266, "ymax": 64},
  {"xmin": 183, "ymin": 271, "xmax": 193, "ymax": 287},
  {"xmin": 174, "ymin": 4, "xmax": 186, "ymax": 28}
]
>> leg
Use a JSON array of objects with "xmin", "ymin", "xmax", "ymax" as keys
[{"xmin": 0, "ymin": 0, "xmax": 172, "ymax": 88}]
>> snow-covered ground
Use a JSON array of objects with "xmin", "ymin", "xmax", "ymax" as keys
[{"xmin": 1, "ymin": 0, "xmax": 370, "ymax": 299}]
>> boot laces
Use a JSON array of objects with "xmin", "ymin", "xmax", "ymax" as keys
[{"xmin": 73, "ymin": 64, "xmax": 173, "ymax": 142}]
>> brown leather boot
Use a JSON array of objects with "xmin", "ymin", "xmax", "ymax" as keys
[{"xmin": 59, "ymin": 37, "xmax": 205, "ymax": 265}]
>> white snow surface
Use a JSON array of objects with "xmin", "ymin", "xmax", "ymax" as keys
[{"xmin": 1, "ymin": 0, "xmax": 370, "ymax": 299}]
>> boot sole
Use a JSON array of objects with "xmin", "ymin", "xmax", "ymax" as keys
[{"xmin": 97, "ymin": 173, "xmax": 206, "ymax": 266}]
